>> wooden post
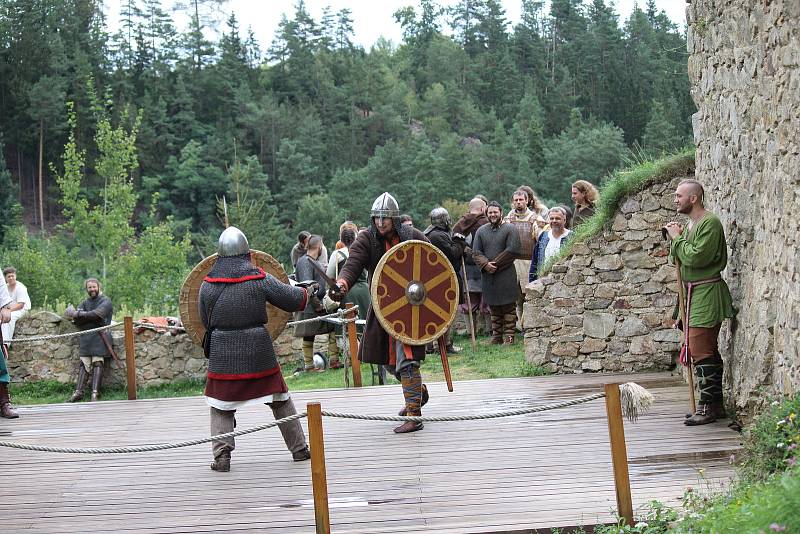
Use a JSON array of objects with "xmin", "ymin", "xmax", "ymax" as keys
[
  {"xmin": 604, "ymin": 383, "xmax": 633, "ymax": 526},
  {"xmin": 307, "ymin": 402, "xmax": 331, "ymax": 534},
  {"xmin": 345, "ymin": 303, "xmax": 362, "ymax": 388},
  {"xmin": 674, "ymin": 258, "xmax": 696, "ymax": 413},
  {"xmin": 123, "ymin": 316, "xmax": 137, "ymax": 400}
]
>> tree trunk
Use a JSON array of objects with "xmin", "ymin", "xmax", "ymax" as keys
[{"xmin": 38, "ymin": 118, "xmax": 44, "ymax": 232}]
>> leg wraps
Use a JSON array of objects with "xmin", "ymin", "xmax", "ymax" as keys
[
  {"xmin": 269, "ymin": 398, "xmax": 308, "ymax": 453},
  {"xmin": 210, "ymin": 407, "xmax": 236, "ymax": 459},
  {"xmin": 489, "ymin": 306, "xmax": 505, "ymax": 341},
  {"xmin": 503, "ymin": 304, "xmax": 516, "ymax": 338},
  {"xmin": 302, "ymin": 338, "xmax": 314, "ymax": 367},
  {"xmin": 327, "ymin": 334, "xmax": 340, "ymax": 362},
  {"xmin": 695, "ymin": 360, "xmax": 723, "ymax": 405},
  {"xmin": 399, "ymin": 365, "xmax": 423, "ymax": 417}
]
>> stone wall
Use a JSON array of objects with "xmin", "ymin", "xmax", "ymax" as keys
[
  {"xmin": 6, "ymin": 312, "xmax": 305, "ymax": 386},
  {"xmin": 524, "ymin": 176, "xmax": 687, "ymax": 374},
  {"xmin": 688, "ymin": 1, "xmax": 800, "ymax": 413}
]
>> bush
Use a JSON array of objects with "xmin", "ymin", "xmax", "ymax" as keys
[{"xmin": 740, "ymin": 393, "xmax": 800, "ymax": 480}]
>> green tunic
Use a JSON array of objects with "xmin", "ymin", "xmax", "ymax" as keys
[{"xmin": 669, "ymin": 213, "xmax": 736, "ymax": 328}]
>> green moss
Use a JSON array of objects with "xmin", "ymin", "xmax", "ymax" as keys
[{"xmin": 539, "ymin": 149, "xmax": 695, "ymax": 277}]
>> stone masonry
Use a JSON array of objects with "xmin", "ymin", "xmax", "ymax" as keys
[
  {"xmin": 6, "ymin": 312, "xmax": 306, "ymax": 387},
  {"xmin": 688, "ymin": 1, "xmax": 799, "ymax": 415},
  {"xmin": 523, "ymin": 176, "xmax": 687, "ymax": 374}
]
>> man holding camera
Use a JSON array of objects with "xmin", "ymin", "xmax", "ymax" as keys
[{"xmin": 665, "ymin": 179, "xmax": 735, "ymax": 426}]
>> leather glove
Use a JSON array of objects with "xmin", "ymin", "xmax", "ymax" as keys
[
  {"xmin": 295, "ymin": 280, "xmax": 320, "ymax": 295},
  {"xmin": 328, "ymin": 283, "xmax": 346, "ymax": 302}
]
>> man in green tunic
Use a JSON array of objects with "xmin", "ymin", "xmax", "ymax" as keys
[{"xmin": 665, "ymin": 179, "xmax": 735, "ymax": 426}]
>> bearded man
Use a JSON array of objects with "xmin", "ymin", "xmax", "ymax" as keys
[
  {"xmin": 453, "ymin": 198, "xmax": 490, "ymax": 335},
  {"xmin": 65, "ymin": 279, "xmax": 114, "ymax": 402},
  {"xmin": 200, "ymin": 227, "xmax": 314, "ymax": 471},
  {"xmin": 665, "ymin": 179, "xmax": 735, "ymax": 426},
  {"xmin": 0, "ymin": 276, "xmax": 19, "ymax": 418},
  {"xmin": 473, "ymin": 201, "xmax": 521, "ymax": 344},
  {"xmin": 505, "ymin": 189, "xmax": 545, "ymax": 329},
  {"xmin": 329, "ymin": 192, "xmax": 431, "ymax": 434}
]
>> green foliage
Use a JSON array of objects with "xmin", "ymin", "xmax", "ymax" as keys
[
  {"xmin": 740, "ymin": 393, "xmax": 800, "ymax": 481},
  {"xmin": 0, "ymin": 228, "xmax": 81, "ymax": 307},
  {"xmin": 294, "ymin": 193, "xmax": 348, "ymax": 253},
  {"xmin": 595, "ymin": 499, "xmax": 678, "ymax": 533},
  {"xmin": 0, "ymin": 139, "xmax": 21, "ymax": 243}
]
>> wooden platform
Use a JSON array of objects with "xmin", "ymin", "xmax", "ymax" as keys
[{"xmin": 1, "ymin": 372, "xmax": 741, "ymax": 533}]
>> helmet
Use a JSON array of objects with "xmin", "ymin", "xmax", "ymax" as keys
[
  {"xmin": 218, "ymin": 227, "xmax": 249, "ymax": 257},
  {"xmin": 313, "ymin": 352, "xmax": 328, "ymax": 370},
  {"xmin": 370, "ymin": 192, "xmax": 400, "ymax": 219},
  {"xmin": 430, "ymin": 206, "xmax": 451, "ymax": 229}
]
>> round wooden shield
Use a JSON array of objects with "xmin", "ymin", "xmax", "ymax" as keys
[
  {"xmin": 179, "ymin": 250, "xmax": 291, "ymax": 346},
  {"xmin": 371, "ymin": 239, "xmax": 458, "ymax": 346}
]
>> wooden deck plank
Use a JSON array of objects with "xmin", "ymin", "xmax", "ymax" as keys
[{"xmin": 1, "ymin": 372, "xmax": 740, "ymax": 533}]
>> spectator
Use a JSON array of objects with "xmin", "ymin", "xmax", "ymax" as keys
[
  {"xmin": 399, "ymin": 214, "xmax": 414, "ymax": 227},
  {"xmin": 293, "ymin": 235, "xmax": 337, "ymax": 371},
  {"xmin": 0, "ymin": 274, "xmax": 19, "ymax": 418},
  {"xmin": 560, "ymin": 204, "xmax": 574, "ymax": 229},
  {"xmin": 453, "ymin": 198, "xmax": 491, "ymax": 336},
  {"xmin": 65, "ymin": 279, "xmax": 114, "ymax": 402},
  {"xmin": 327, "ymin": 226, "xmax": 370, "ymax": 362},
  {"xmin": 291, "ymin": 230, "xmax": 328, "ymax": 269},
  {"xmin": 1, "ymin": 267, "xmax": 31, "ymax": 349},
  {"xmin": 424, "ymin": 207, "xmax": 463, "ymax": 354},
  {"xmin": 571, "ymin": 179, "xmax": 599, "ymax": 227},
  {"xmin": 529, "ymin": 207, "xmax": 572, "ymax": 282},
  {"xmin": 505, "ymin": 190, "xmax": 546, "ymax": 330},
  {"xmin": 472, "ymin": 201, "xmax": 521, "ymax": 345},
  {"xmin": 519, "ymin": 185, "xmax": 549, "ymax": 219}
]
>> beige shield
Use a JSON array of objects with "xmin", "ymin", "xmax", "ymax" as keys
[
  {"xmin": 179, "ymin": 250, "xmax": 290, "ymax": 346},
  {"xmin": 371, "ymin": 240, "xmax": 459, "ymax": 346}
]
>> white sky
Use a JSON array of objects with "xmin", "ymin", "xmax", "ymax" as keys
[{"xmin": 104, "ymin": 1, "xmax": 687, "ymax": 50}]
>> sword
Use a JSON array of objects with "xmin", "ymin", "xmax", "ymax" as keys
[
  {"xmin": 437, "ymin": 336, "xmax": 454, "ymax": 393},
  {"xmin": 309, "ymin": 259, "xmax": 338, "ymax": 289}
]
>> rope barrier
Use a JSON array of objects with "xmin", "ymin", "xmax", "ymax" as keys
[
  {"xmin": 5, "ymin": 307, "xmax": 360, "ymax": 344},
  {"xmin": 321, "ymin": 392, "xmax": 605, "ymax": 422},
  {"xmin": 0, "ymin": 412, "xmax": 308, "ymax": 454},
  {"xmin": 4, "ymin": 322, "xmax": 122, "ymax": 343},
  {"xmin": 0, "ymin": 390, "xmax": 605, "ymax": 454}
]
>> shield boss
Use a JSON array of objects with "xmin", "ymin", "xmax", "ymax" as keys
[
  {"xmin": 371, "ymin": 239, "xmax": 458, "ymax": 346},
  {"xmin": 179, "ymin": 250, "xmax": 290, "ymax": 346}
]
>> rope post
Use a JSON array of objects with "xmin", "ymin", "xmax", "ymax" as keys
[
  {"xmin": 123, "ymin": 316, "xmax": 137, "ymax": 400},
  {"xmin": 604, "ymin": 383, "xmax": 633, "ymax": 526},
  {"xmin": 307, "ymin": 402, "xmax": 331, "ymax": 534},
  {"xmin": 345, "ymin": 303, "xmax": 362, "ymax": 388}
]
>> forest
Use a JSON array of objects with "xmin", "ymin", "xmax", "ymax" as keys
[{"xmin": 0, "ymin": 0, "xmax": 693, "ymax": 313}]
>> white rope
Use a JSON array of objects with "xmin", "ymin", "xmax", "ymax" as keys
[
  {"xmin": 0, "ymin": 412, "xmax": 308, "ymax": 454},
  {"xmin": 133, "ymin": 321, "xmax": 186, "ymax": 332},
  {"xmin": 286, "ymin": 306, "xmax": 359, "ymax": 327},
  {"xmin": 5, "ymin": 322, "xmax": 122, "ymax": 344},
  {"xmin": 0, "ymin": 391, "xmax": 608, "ymax": 454}
]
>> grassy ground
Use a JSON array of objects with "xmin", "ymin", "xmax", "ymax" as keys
[{"xmin": 11, "ymin": 335, "xmax": 545, "ymax": 405}]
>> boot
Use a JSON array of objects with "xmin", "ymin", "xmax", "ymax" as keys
[
  {"xmin": 395, "ymin": 367, "xmax": 424, "ymax": 433},
  {"xmin": 90, "ymin": 362, "xmax": 103, "ymax": 401},
  {"xmin": 327, "ymin": 335, "xmax": 343, "ymax": 369},
  {"xmin": 67, "ymin": 364, "xmax": 89, "ymax": 402},
  {"xmin": 292, "ymin": 446, "xmax": 311, "ymax": 461},
  {"xmin": 685, "ymin": 404, "xmax": 717, "ymax": 426},
  {"xmin": 398, "ymin": 384, "xmax": 429, "ymax": 416},
  {"xmin": 210, "ymin": 451, "xmax": 231, "ymax": 472},
  {"xmin": 0, "ymin": 383, "xmax": 19, "ymax": 419}
]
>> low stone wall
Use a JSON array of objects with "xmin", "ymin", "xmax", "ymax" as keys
[
  {"xmin": 6, "ymin": 311, "xmax": 305, "ymax": 387},
  {"xmin": 523, "ymin": 176, "xmax": 687, "ymax": 373}
]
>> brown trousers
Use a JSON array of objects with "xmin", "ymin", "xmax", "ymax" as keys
[{"xmin": 688, "ymin": 324, "xmax": 722, "ymax": 362}]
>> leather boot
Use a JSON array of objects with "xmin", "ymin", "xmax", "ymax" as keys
[
  {"xmin": 210, "ymin": 451, "xmax": 231, "ymax": 472},
  {"xmin": 90, "ymin": 362, "xmax": 103, "ymax": 401},
  {"xmin": 67, "ymin": 365, "xmax": 89, "ymax": 402},
  {"xmin": 685, "ymin": 404, "xmax": 717, "ymax": 426},
  {"xmin": 0, "ymin": 383, "xmax": 19, "ymax": 419},
  {"xmin": 395, "ymin": 367, "xmax": 424, "ymax": 433}
]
